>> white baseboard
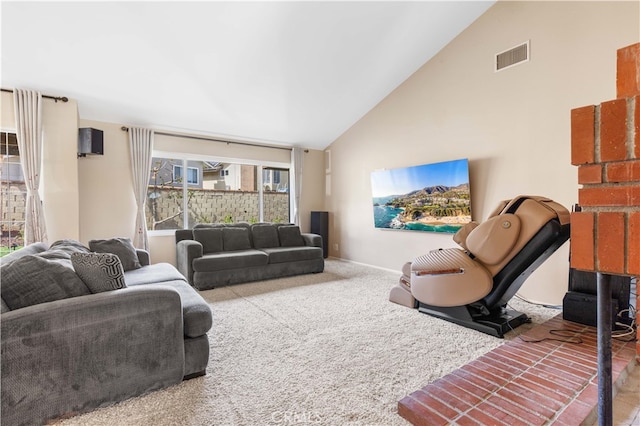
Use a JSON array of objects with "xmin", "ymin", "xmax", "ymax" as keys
[{"xmin": 326, "ymin": 256, "xmax": 401, "ymax": 275}]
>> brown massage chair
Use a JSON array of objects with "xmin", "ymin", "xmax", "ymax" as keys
[{"xmin": 389, "ymin": 195, "xmax": 571, "ymax": 337}]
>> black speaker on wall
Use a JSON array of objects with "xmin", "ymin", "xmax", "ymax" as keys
[
  {"xmin": 310, "ymin": 211, "xmax": 328, "ymax": 258},
  {"xmin": 78, "ymin": 128, "xmax": 104, "ymax": 157}
]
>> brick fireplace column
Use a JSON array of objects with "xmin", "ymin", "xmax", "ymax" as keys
[{"xmin": 570, "ymin": 42, "xmax": 640, "ymax": 360}]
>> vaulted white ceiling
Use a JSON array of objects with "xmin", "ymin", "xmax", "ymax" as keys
[{"xmin": 1, "ymin": 1, "xmax": 494, "ymax": 150}]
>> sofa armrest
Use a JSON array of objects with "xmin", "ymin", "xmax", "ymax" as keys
[
  {"xmin": 1, "ymin": 286, "xmax": 184, "ymax": 425},
  {"xmin": 301, "ymin": 233, "xmax": 322, "ymax": 248},
  {"xmin": 136, "ymin": 248, "xmax": 151, "ymax": 266},
  {"xmin": 176, "ymin": 240, "xmax": 203, "ymax": 285}
]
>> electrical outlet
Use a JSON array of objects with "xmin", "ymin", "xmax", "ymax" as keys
[{"xmin": 333, "ymin": 243, "xmax": 339, "ymax": 251}]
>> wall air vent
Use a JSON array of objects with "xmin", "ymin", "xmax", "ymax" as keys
[{"xmin": 495, "ymin": 41, "xmax": 529, "ymax": 72}]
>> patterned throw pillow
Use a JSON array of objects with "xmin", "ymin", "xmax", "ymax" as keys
[{"xmin": 71, "ymin": 252, "xmax": 127, "ymax": 293}]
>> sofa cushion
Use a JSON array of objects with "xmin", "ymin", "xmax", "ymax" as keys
[
  {"xmin": 193, "ymin": 250, "xmax": 268, "ymax": 272},
  {"xmin": 71, "ymin": 252, "xmax": 127, "ymax": 293},
  {"xmin": 49, "ymin": 239, "xmax": 92, "ymax": 255},
  {"xmin": 1, "ymin": 297, "xmax": 10, "ymax": 313},
  {"xmin": 251, "ymin": 224, "xmax": 280, "ymax": 249},
  {"xmin": 0, "ymin": 242, "xmax": 49, "ymax": 267},
  {"xmin": 193, "ymin": 228, "xmax": 224, "ymax": 254},
  {"xmin": 222, "ymin": 227, "xmax": 252, "ymax": 251},
  {"xmin": 125, "ymin": 263, "xmax": 188, "ymax": 286},
  {"xmin": 1, "ymin": 240, "xmax": 88, "ymax": 271},
  {"xmin": 34, "ymin": 240, "xmax": 90, "ymax": 264},
  {"xmin": 278, "ymin": 225, "xmax": 305, "ymax": 247},
  {"xmin": 89, "ymin": 237, "xmax": 142, "ymax": 271},
  {"xmin": 175, "ymin": 229, "xmax": 195, "ymax": 244},
  {"xmin": 262, "ymin": 246, "xmax": 323, "ymax": 264},
  {"xmin": 152, "ymin": 280, "xmax": 212, "ymax": 338},
  {"xmin": 0, "ymin": 254, "xmax": 90, "ymax": 310},
  {"xmin": 193, "ymin": 223, "xmax": 223, "ymax": 229}
]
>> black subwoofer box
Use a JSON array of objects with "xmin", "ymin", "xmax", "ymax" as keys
[
  {"xmin": 562, "ymin": 291, "xmax": 619, "ymax": 328},
  {"xmin": 562, "ymin": 269, "xmax": 632, "ymax": 328},
  {"xmin": 310, "ymin": 211, "xmax": 328, "ymax": 258}
]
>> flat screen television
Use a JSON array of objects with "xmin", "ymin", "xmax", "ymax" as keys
[{"xmin": 371, "ymin": 158, "xmax": 471, "ymax": 233}]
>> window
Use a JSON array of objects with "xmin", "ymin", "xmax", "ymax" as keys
[
  {"xmin": 173, "ymin": 165, "xmax": 199, "ymax": 185},
  {"xmin": 262, "ymin": 168, "xmax": 288, "ymax": 192},
  {"xmin": 148, "ymin": 157, "xmax": 185, "ymax": 230},
  {"xmin": 262, "ymin": 168, "xmax": 289, "ymax": 223},
  {"xmin": 147, "ymin": 156, "xmax": 290, "ymax": 231},
  {"xmin": 0, "ymin": 132, "xmax": 26, "ymax": 256}
]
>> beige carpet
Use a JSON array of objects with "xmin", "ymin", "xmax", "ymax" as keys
[{"xmin": 55, "ymin": 259, "xmax": 559, "ymax": 426}]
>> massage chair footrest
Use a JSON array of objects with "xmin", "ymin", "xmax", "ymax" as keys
[{"xmin": 417, "ymin": 303, "xmax": 530, "ymax": 338}]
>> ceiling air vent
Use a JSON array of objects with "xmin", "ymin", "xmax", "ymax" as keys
[{"xmin": 495, "ymin": 41, "xmax": 529, "ymax": 72}]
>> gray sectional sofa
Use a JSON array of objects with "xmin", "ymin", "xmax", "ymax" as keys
[
  {"xmin": 176, "ymin": 222, "xmax": 324, "ymax": 290},
  {"xmin": 0, "ymin": 239, "xmax": 213, "ymax": 426}
]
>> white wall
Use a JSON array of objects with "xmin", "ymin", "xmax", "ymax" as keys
[
  {"xmin": 325, "ymin": 1, "xmax": 640, "ymax": 304},
  {"xmin": 1, "ymin": 91, "xmax": 80, "ymax": 242}
]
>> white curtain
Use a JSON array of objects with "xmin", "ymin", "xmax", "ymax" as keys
[
  {"xmin": 129, "ymin": 127, "xmax": 154, "ymax": 250},
  {"xmin": 290, "ymin": 147, "xmax": 304, "ymax": 225},
  {"xmin": 13, "ymin": 89, "xmax": 47, "ymax": 244}
]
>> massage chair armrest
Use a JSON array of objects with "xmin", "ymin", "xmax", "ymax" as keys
[
  {"xmin": 1, "ymin": 286, "xmax": 185, "ymax": 425},
  {"xmin": 414, "ymin": 268, "xmax": 464, "ymax": 276},
  {"xmin": 176, "ymin": 240, "xmax": 203, "ymax": 285},
  {"xmin": 410, "ymin": 248, "xmax": 493, "ymax": 307},
  {"xmin": 301, "ymin": 233, "xmax": 322, "ymax": 248}
]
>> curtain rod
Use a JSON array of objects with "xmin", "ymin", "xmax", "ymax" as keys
[
  {"xmin": 1, "ymin": 88, "xmax": 69, "ymax": 103},
  {"xmin": 121, "ymin": 126, "xmax": 307, "ymax": 153}
]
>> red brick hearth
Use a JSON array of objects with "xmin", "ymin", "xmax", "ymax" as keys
[{"xmin": 398, "ymin": 315, "xmax": 637, "ymax": 425}]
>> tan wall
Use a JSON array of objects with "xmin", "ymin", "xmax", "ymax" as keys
[
  {"xmin": 299, "ymin": 148, "xmax": 325, "ymax": 233},
  {"xmin": 1, "ymin": 91, "xmax": 80, "ymax": 242},
  {"xmin": 325, "ymin": 1, "xmax": 640, "ymax": 304},
  {"xmin": 77, "ymin": 120, "xmax": 136, "ymax": 243},
  {"xmin": 77, "ymin": 120, "xmax": 325, "ymax": 264}
]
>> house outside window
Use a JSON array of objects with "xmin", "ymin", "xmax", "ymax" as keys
[
  {"xmin": 173, "ymin": 165, "xmax": 199, "ymax": 185},
  {"xmin": 0, "ymin": 132, "xmax": 26, "ymax": 255}
]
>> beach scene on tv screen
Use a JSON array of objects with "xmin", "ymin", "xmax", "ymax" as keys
[{"xmin": 371, "ymin": 158, "xmax": 471, "ymax": 233}]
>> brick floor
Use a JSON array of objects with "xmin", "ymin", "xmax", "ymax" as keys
[{"xmin": 398, "ymin": 314, "xmax": 637, "ymax": 426}]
